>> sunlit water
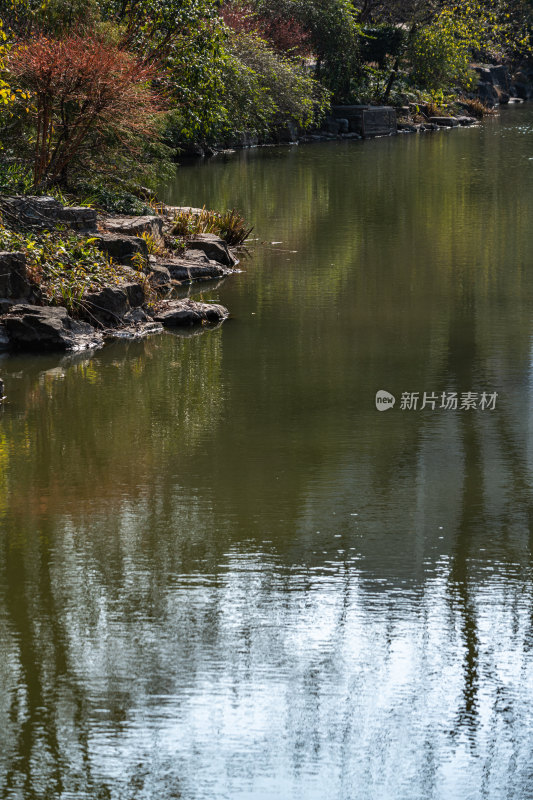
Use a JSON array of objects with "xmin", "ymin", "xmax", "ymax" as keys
[{"xmin": 1, "ymin": 107, "xmax": 533, "ymax": 800}]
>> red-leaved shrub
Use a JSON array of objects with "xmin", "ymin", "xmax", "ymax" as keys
[{"xmin": 9, "ymin": 35, "xmax": 163, "ymax": 186}]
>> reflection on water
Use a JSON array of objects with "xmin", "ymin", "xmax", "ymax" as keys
[{"xmin": 1, "ymin": 107, "xmax": 533, "ymax": 799}]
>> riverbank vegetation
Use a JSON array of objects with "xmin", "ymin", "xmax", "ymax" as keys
[{"xmin": 0, "ymin": 0, "xmax": 531, "ymax": 206}]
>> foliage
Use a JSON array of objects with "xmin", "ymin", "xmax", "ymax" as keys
[
  {"xmin": 221, "ymin": 1, "xmax": 312, "ymax": 54},
  {"xmin": 0, "ymin": 222, "xmax": 133, "ymax": 312},
  {"xmin": 0, "ymin": 0, "xmax": 99, "ymax": 37},
  {"xmin": 360, "ymin": 25, "xmax": 406, "ymax": 66},
  {"xmin": 140, "ymin": 231, "xmax": 167, "ymax": 256},
  {"xmin": 254, "ymin": 0, "xmax": 362, "ymax": 101},
  {"xmin": 74, "ymin": 181, "xmax": 155, "ymax": 215},
  {"xmin": 165, "ymin": 27, "xmax": 328, "ymax": 146},
  {"xmin": 98, "ymin": 0, "xmax": 228, "ymax": 144},
  {"xmin": 0, "ymin": 21, "xmax": 15, "ymax": 108},
  {"xmin": 409, "ymin": 5, "xmax": 481, "ymax": 90},
  {"xmin": 171, "ymin": 207, "xmax": 253, "ymax": 245},
  {"xmin": 8, "ymin": 34, "xmax": 164, "ymax": 188}
]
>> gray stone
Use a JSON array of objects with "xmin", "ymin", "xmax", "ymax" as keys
[
  {"xmin": 156, "ymin": 254, "xmax": 229, "ymax": 283},
  {"xmin": 0, "ymin": 196, "xmax": 97, "ymax": 231},
  {"xmin": 123, "ymin": 282, "xmax": 145, "ymax": 308},
  {"xmin": 456, "ymin": 116, "xmax": 477, "ymax": 126},
  {"xmin": 105, "ymin": 215, "xmax": 164, "ymax": 241},
  {"xmin": 146, "ymin": 263, "xmax": 172, "ymax": 288},
  {"xmin": 153, "ymin": 299, "xmax": 228, "ymax": 327},
  {"xmin": 429, "ymin": 116, "xmax": 460, "ymax": 127},
  {"xmin": 476, "ymin": 82, "xmax": 499, "ymax": 106},
  {"xmin": 336, "ymin": 118, "xmax": 349, "ymax": 134},
  {"xmin": 3, "ymin": 304, "xmax": 103, "ymax": 350},
  {"xmin": 83, "ymin": 286, "xmax": 129, "ymax": 324},
  {"xmin": 0, "ymin": 251, "xmax": 32, "ymax": 299},
  {"xmin": 57, "ymin": 206, "xmax": 97, "ymax": 231},
  {"xmin": 185, "ymin": 234, "xmax": 237, "ymax": 267},
  {"xmin": 93, "ymin": 233, "xmax": 148, "ymax": 266}
]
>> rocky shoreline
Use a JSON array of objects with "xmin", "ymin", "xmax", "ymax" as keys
[
  {"xmin": 184, "ymin": 63, "xmax": 532, "ymax": 157},
  {"xmin": 0, "ymin": 196, "xmax": 237, "ymax": 354}
]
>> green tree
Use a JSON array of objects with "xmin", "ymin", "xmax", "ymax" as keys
[{"xmin": 254, "ymin": 0, "xmax": 362, "ymax": 101}]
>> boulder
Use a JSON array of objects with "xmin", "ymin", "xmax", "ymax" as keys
[
  {"xmin": 3, "ymin": 304, "xmax": 103, "ymax": 350},
  {"xmin": 93, "ymin": 233, "xmax": 148, "ymax": 266},
  {"xmin": 104, "ymin": 215, "xmax": 164, "ymax": 241},
  {"xmin": 476, "ymin": 82, "xmax": 499, "ymax": 107},
  {"xmin": 336, "ymin": 118, "xmax": 349, "ymax": 134},
  {"xmin": 146, "ymin": 263, "xmax": 172, "ymax": 289},
  {"xmin": 185, "ymin": 233, "xmax": 237, "ymax": 267},
  {"xmin": 0, "ymin": 251, "xmax": 32, "ymax": 299},
  {"xmin": 57, "ymin": 206, "xmax": 97, "ymax": 231},
  {"xmin": 153, "ymin": 299, "xmax": 228, "ymax": 327},
  {"xmin": 397, "ymin": 122, "xmax": 418, "ymax": 132},
  {"xmin": 0, "ymin": 196, "xmax": 97, "ymax": 231},
  {"xmin": 83, "ymin": 286, "xmax": 129, "ymax": 324},
  {"xmin": 429, "ymin": 116, "xmax": 460, "ymax": 127},
  {"xmin": 123, "ymin": 282, "xmax": 145, "ymax": 308},
  {"xmin": 155, "ymin": 253, "xmax": 229, "ymax": 283}
]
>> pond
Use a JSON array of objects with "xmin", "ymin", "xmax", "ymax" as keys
[{"xmin": 1, "ymin": 106, "xmax": 533, "ymax": 800}]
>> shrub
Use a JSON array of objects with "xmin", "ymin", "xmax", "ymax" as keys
[
  {"xmin": 8, "ymin": 34, "xmax": 164, "ymax": 187},
  {"xmin": 171, "ymin": 207, "xmax": 253, "ymax": 246}
]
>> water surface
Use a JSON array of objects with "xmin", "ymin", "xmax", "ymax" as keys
[{"xmin": 1, "ymin": 107, "xmax": 533, "ymax": 799}]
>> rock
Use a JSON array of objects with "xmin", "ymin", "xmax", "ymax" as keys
[
  {"xmin": 185, "ymin": 234, "xmax": 237, "ymax": 267},
  {"xmin": 0, "ymin": 196, "xmax": 97, "ymax": 231},
  {"xmin": 153, "ymin": 299, "xmax": 229, "ymax": 327},
  {"xmin": 336, "ymin": 118, "xmax": 349, "ymax": 134},
  {"xmin": 155, "ymin": 253, "xmax": 229, "ymax": 283},
  {"xmin": 106, "ymin": 309, "xmax": 164, "ymax": 340},
  {"xmin": 93, "ymin": 233, "xmax": 148, "ymax": 266},
  {"xmin": 0, "ymin": 251, "xmax": 32, "ymax": 299},
  {"xmin": 166, "ymin": 206, "xmax": 206, "ymax": 218},
  {"xmin": 104, "ymin": 215, "xmax": 164, "ymax": 241},
  {"xmin": 3, "ymin": 304, "xmax": 103, "ymax": 350},
  {"xmin": 429, "ymin": 116, "xmax": 460, "ymax": 127},
  {"xmin": 57, "ymin": 206, "xmax": 97, "ymax": 231},
  {"xmin": 83, "ymin": 286, "xmax": 129, "ymax": 324},
  {"xmin": 123, "ymin": 282, "xmax": 145, "ymax": 308},
  {"xmin": 146, "ymin": 263, "xmax": 172, "ymax": 289},
  {"xmin": 476, "ymin": 82, "xmax": 499, "ymax": 107}
]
